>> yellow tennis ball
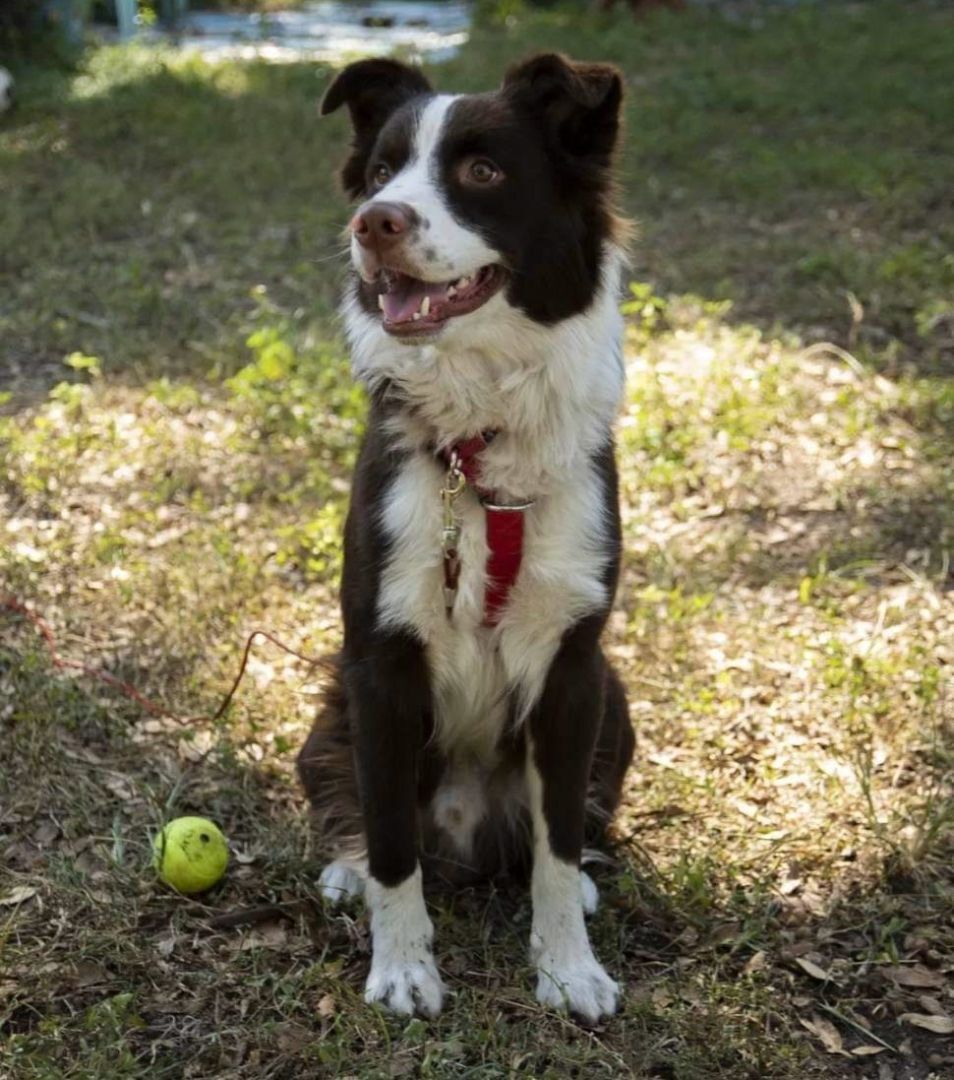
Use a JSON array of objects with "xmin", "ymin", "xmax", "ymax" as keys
[{"xmin": 152, "ymin": 817, "xmax": 229, "ymax": 895}]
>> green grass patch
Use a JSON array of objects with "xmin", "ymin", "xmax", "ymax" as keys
[{"xmin": 2, "ymin": 4, "xmax": 952, "ymax": 1077}]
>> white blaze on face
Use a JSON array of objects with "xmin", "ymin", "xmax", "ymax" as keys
[{"xmin": 351, "ymin": 95, "xmax": 501, "ymax": 283}]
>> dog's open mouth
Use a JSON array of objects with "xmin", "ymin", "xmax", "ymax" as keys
[{"xmin": 374, "ymin": 265, "xmax": 506, "ymax": 336}]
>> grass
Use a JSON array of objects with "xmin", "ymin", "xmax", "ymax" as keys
[{"xmin": 1, "ymin": 2, "xmax": 952, "ymax": 1077}]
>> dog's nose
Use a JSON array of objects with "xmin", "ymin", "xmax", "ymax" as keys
[{"xmin": 351, "ymin": 202, "xmax": 417, "ymax": 250}]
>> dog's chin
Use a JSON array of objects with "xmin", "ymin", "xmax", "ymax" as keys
[{"xmin": 359, "ymin": 265, "xmax": 507, "ymax": 340}]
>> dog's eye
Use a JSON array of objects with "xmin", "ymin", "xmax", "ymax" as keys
[
  {"xmin": 372, "ymin": 163, "xmax": 392, "ymax": 188},
  {"xmin": 465, "ymin": 158, "xmax": 502, "ymax": 186}
]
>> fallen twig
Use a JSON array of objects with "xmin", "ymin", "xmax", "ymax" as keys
[
  {"xmin": 203, "ymin": 902, "xmax": 310, "ymax": 931},
  {"xmin": 817, "ymin": 1003, "xmax": 898, "ymax": 1053},
  {"xmin": 1, "ymin": 593, "xmax": 324, "ymax": 727}
]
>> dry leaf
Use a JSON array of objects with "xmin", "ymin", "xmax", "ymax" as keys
[
  {"xmin": 795, "ymin": 957, "xmax": 832, "ymax": 981},
  {"xmin": 918, "ymin": 995, "xmax": 945, "ymax": 1015},
  {"xmin": 103, "ymin": 775, "xmax": 136, "ymax": 802},
  {"xmin": 885, "ymin": 965, "xmax": 945, "ymax": 989},
  {"xmin": 388, "ymin": 1050, "xmax": 418, "ymax": 1078},
  {"xmin": 744, "ymin": 950, "xmax": 767, "ymax": 975},
  {"xmin": 0, "ymin": 885, "xmax": 37, "ymax": 906},
  {"xmin": 798, "ymin": 887, "xmax": 827, "ymax": 918},
  {"xmin": 898, "ymin": 1013, "xmax": 954, "ymax": 1035},
  {"xmin": 851, "ymin": 1046, "xmax": 887, "ymax": 1057},
  {"xmin": 69, "ymin": 961, "xmax": 110, "ymax": 988},
  {"xmin": 316, "ymin": 993, "xmax": 336, "ymax": 1018},
  {"xmin": 709, "ymin": 921, "xmax": 741, "ymax": 945},
  {"xmin": 759, "ymin": 829, "xmax": 788, "ymax": 841},
  {"xmin": 33, "ymin": 821, "xmax": 59, "ymax": 845},
  {"xmin": 274, "ymin": 1021, "xmax": 310, "ymax": 1053},
  {"xmin": 238, "ymin": 921, "xmax": 287, "ymax": 951},
  {"xmin": 800, "ymin": 1015, "xmax": 848, "ymax": 1055}
]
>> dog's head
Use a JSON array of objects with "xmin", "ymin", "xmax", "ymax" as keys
[{"xmin": 323, "ymin": 54, "xmax": 625, "ymax": 343}]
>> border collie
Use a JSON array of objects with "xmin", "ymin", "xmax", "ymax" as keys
[{"xmin": 298, "ymin": 53, "xmax": 635, "ymax": 1023}]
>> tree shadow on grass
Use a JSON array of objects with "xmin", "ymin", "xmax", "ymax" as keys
[
  {"xmin": 445, "ymin": 5, "xmax": 954, "ymax": 380},
  {"xmin": 1, "ymin": 55, "xmax": 351, "ymax": 410},
  {"xmin": 5, "ymin": 2, "xmax": 954, "ymax": 421}
]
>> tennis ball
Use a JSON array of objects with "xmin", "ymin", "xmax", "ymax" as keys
[{"xmin": 153, "ymin": 817, "xmax": 229, "ymax": 895}]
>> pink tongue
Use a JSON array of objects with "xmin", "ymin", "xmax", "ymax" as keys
[{"xmin": 382, "ymin": 277, "xmax": 446, "ymax": 323}]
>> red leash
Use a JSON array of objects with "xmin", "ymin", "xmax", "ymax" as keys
[
  {"xmin": 440, "ymin": 432, "xmax": 533, "ymax": 626},
  {"xmin": 1, "ymin": 594, "xmax": 321, "ymax": 724}
]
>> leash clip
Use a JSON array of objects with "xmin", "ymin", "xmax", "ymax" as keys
[{"xmin": 440, "ymin": 452, "xmax": 466, "ymax": 616}]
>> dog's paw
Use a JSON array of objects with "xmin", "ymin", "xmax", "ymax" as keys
[
  {"xmin": 318, "ymin": 860, "xmax": 365, "ymax": 905},
  {"xmin": 580, "ymin": 871, "xmax": 599, "ymax": 916},
  {"xmin": 365, "ymin": 952, "xmax": 445, "ymax": 1017},
  {"xmin": 534, "ymin": 949, "xmax": 619, "ymax": 1024}
]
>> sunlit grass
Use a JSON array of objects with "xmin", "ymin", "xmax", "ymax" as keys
[{"xmin": 2, "ymin": 3, "xmax": 953, "ymax": 1076}]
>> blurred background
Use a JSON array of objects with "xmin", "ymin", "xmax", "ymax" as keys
[{"xmin": 1, "ymin": 2, "xmax": 951, "ymax": 1078}]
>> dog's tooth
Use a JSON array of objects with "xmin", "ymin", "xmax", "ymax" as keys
[
  {"xmin": 377, "ymin": 294, "xmax": 385, "ymax": 311},
  {"xmin": 457, "ymin": 276, "xmax": 471, "ymax": 289},
  {"xmin": 420, "ymin": 295, "xmax": 431, "ymax": 316},
  {"xmin": 413, "ymin": 312, "xmax": 421, "ymax": 321},
  {"xmin": 446, "ymin": 284, "xmax": 457, "ymax": 298}
]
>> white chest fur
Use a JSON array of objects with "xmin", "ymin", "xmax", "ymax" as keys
[
  {"xmin": 376, "ymin": 449, "xmax": 614, "ymax": 760},
  {"xmin": 361, "ymin": 252, "xmax": 626, "ymax": 762}
]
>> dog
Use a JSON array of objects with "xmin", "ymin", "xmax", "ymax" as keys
[{"xmin": 298, "ymin": 53, "xmax": 635, "ymax": 1024}]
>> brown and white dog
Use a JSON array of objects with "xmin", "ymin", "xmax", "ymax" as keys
[{"xmin": 298, "ymin": 54, "xmax": 635, "ymax": 1023}]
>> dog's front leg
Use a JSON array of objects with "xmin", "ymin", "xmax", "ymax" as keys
[
  {"xmin": 525, "ymin": 621, "xmax": 619, "ymax": 1024},
  {"xmin": 343, "ymin": 634, "xmax": 444, "ymax": 1017}
]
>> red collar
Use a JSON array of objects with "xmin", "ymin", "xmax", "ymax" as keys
[{"xmin": 438, "ymin": 432, "xmax": 532, "ymax": 626}]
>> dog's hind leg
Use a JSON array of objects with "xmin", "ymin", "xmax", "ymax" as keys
[
  {"xmin": 587, "ymin": 663, "xmax": 635, "ymax": 837},
  {"xmin": 318, "ymin": 858, "xmax": 367, "ymax": 904},
  {"xmin": 297, "ymin": 663, "xmax": 367, "ymax": 904},
  {"xmin": 578, "ymin": 664, "xmax": 634, "ymax": 917},
  {"xmin": 579, "ymin": 870, "xmax": 599, "ymax": 916}
]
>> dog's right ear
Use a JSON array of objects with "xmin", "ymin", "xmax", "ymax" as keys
[{"xmin": 321, "ymin": 59, "xmax": 432, "ymax": 198}]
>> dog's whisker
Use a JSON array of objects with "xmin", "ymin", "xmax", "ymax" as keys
[{"xmin": 309, "ymin": 248, "xmax": 352, "ymax": 265}]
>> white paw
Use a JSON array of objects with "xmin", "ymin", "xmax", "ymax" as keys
[
  {"xmin": 365, "ymin": 952, "xmax": 445, "ymax": 1017},
  {"xmin": 318, "ymin": 860, "xmax": 365, "ymax": 904},
  {"xmin": 580, "ymin": 871, "xmax": 599, "ymax": 916},
  {"xmin": 535, "ymin": 950, "xmax": 619, "ymax": 1024}
]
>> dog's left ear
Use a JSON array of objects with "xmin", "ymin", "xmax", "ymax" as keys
[
  {"xmin": 503, "ymin": 53, "xmax": 623, "ymax": 165},
  {"xmin": 321, "ymin": 59, "xmax": 432, "ymax": 198}
]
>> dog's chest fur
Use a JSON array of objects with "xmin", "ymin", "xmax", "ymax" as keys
[{"xmin": 357, "ymin": 262, "xmax": 625, "ymax": 763}]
